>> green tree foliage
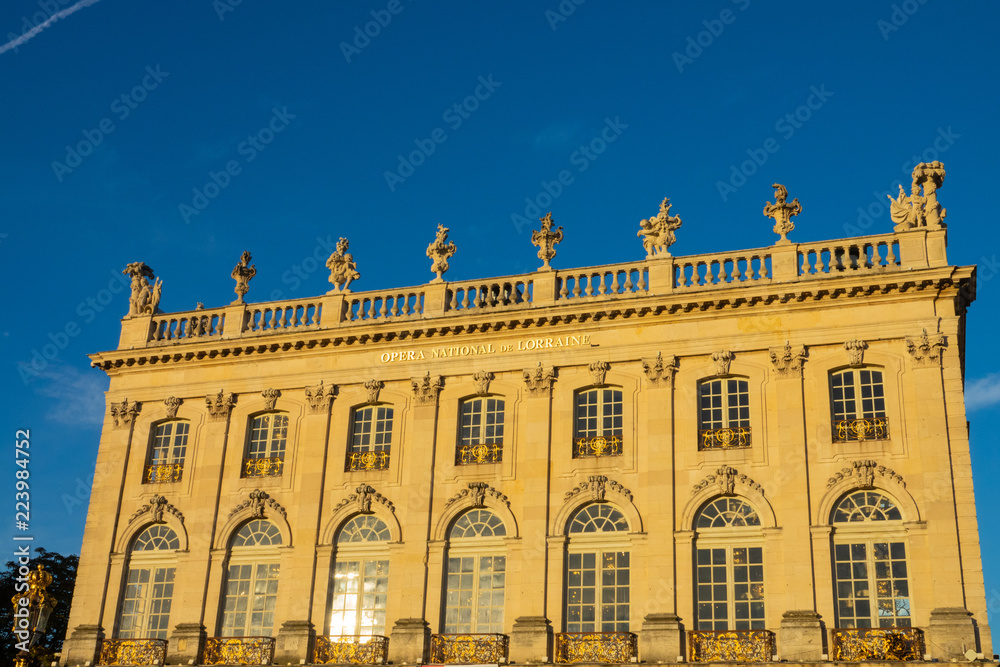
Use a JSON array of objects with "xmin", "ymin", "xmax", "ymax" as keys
[{"xmin": 2, "ymin": 548, "xmax": 78, "ymax": 667}]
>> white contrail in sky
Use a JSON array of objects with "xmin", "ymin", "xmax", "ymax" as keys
[{"xmin": 0, "ymin": 0, "xmax": 103, "ymax": 56}]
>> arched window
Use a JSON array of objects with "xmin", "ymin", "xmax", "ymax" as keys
[
  {"xmin": 444, "ymin": 509, "xmax": 507, "ymax": 633},
  {"xmin": 830, "ymin": 369, "xmax": 888, "ymax": 441},
  {"xmin": 456, "ymin": 397, "xmax": 505, "ymax": 465},
  {"xmin": 831, "ymin": 491, "xmax": 910, "ymax": 628},
  {"xmin": 346, "ymin": 406, "xmax": 393, "ymax": 471},
  {"xmin": 243, "ymin": 414, "xmax": 288, "ymax": 478},
  {"xmin": 565, "ymin": 504, "xmax": 630, "ymax": 632},
  {"xmin": 117, "ymin": 525, "xmax": 180, "ymax": 639},
  {"xmin": 694, "ymin": 498, "xmax": 765, "ymax": 630},
  {"xmin": 220, "ymin": 520, "xmax": 282, "ymax": 637},
  {"xmin": 573, "ymin": 388, "xmax": 623, "ymax": 458},
  {"xmin": 698, "ymin": 378, "xmax": 751, "ymax": 449},
  {"xmin": 329, "ymin": 516, "xmax": 391, "ymax": 637},
  {"xmin": 145, "ymin": 421, "xmax": 189, "ymax": 483}
]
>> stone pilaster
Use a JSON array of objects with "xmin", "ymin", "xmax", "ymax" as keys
[
  {"xmin": 274, "ymin": 620, "xmax": 314, "ymax": 665},
  {"xmin": 509, "ymin": 616, "xmax": 553, "ymax": 664},
  {"xmin": 778, "ymin": 610, "xmax": 824, "ymax": 661},
  {"xmin": 929, "ymin": 607, "xmax": 979, "ymax": 660},
  {"xmin": 640, "ymin": 613, "xmax": 685, "ymax": 663},
  {"xmin": 388, "ymin": 618, "xmax": 430, "ymax": 665},
  {"xmin": 61, "ymin": 624, "xmax": 103, "ymax": 667},
  {"xmin": 167, "ymin": 623, "xmax": 206, "ymax": 666}
]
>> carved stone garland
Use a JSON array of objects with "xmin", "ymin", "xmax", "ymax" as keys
[
  {"xmin": 712, "ymin": 350, "xmax": 734, "ymax": 376},
  {"xmin": 206, "ymin": 390, "xmax": 236, "ymax": 422},
  {"xmin": 261, "ymin": 388, "xmax": 281, "ymax": 411},
  {"xmin": 110, "ymin": 399, "xmax": 142, "ymax": 429},
  {"xmin": 473, "ymin": 371, "xmax": 494, "ymax": 396},
  {"xmin": 445, "ymin": 482, "xmax": 509, "ymax": 509},
  {"xmin": 523, "ymin": 363, "xmax": 557, "ymax": 397},
  {"xmin": 641, "ymin": 352, "xmax": 678, "ymax": 387},
  {"xmin": 565, "ymin": 475, "xmax": 633, "ymax": 503},
  {"xmin": 827, "ymin": 460, "xmax": 905, "ymax": 490},
  {"xmin": 769, "ymin": 342, "xmax": 807, "ymax": 378},
  {"xmin": 691, "ymin": 466, "xmax": 764, "ymax": 497},
  {"xmin": 906, "ymin": 329, "xmax": 946, "ymax": 367},
  {"xmin": 305, "ymin": 381, "xmax": 337, "ymax": 414},
  {"xmin": 411, "ymin": 373, "xmax": 444, "ymax": 406},
  {"xmin": 128, "ymin": 495, "xmax": 184, "ymax": 525},
  {"xmin": 589, "ymin": 361, "xmax": 610, "ymax": 386},
  {"xmin": 163, "ymin": 396, "xmax": 183, "ymax": 419},
  {"xmin": 229, "ymin": 489, "xmax": 287, "ymax": 520},
  {"xmin": 844, "ymin": 340, "xmax": 867, "ymax": 367},
  {"xmin": 333, "ymin": 484, "xmax": 395, "ymax": 515},
  {"xmin": 364, "ymin": 380, "xmax": 384, "ymax": 405}
]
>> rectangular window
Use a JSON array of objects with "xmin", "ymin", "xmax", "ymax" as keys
[
  {"xmin": 329, "ymin": 559, "xmax": 389, "ymax": 636},
  {"xmin": 696, "ymin": 547, "xmax": 764, "ymax": 630},
  {"xmin": 347, "ymin": 407, "xmax": 393, "ymax": 471},
  {"xmin": 146, "ymin": 423, "xmax": 188, "ymax": 483},
  {"xmin": 566, "ymin": 551, "xmax": 629, "ymax": 632},
  {"xmin": 457, "ymin": 398, "xmax": 504, "ymax": 465},
  {"xmin": 831, "ymin": 370, "xmax": 888, "ymax": 441},
  {"xmin": 834, "ymin": 541, "xmax": 910, "ymax": 628},
  {"xmin": 221, "ymin": 562, "xmax": 280, "ymax": 636},
  {"xmin": 698, "ymin": 379, "xmax": 751, "ymax": 449},
  {"xmin": 444, "ymin": 555, "xmax": 506, "ymax": 633},
  {"xmin": 117, "ymin": 567, "xmax": 175, "ymax": 639}
]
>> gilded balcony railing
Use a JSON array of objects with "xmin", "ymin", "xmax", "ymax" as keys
[
  {"xmin": 833, "ymin": 417, "xmax": 889, "ymax": 442},
  {"xmin": 688, "ymin": 629, "xmax": 774, "ymax": 663},
  {"xmin": 314, "ymin": 635, "xmax": 389, "ymax": 665},
  {"xmin": 242, "ymin": 456, "xmax": 283, "ymax": 478},
  {"xmin": 203, "ymin": 637, "xmax": 275, "ymax": 666},
  {"xmin": 830, "ymin": 627, "xmax": 924, "ymax": 661},
  {"xmin": 699, "ymin": 426, "xmax": 752, "ymax": 450},
  {"xmin": 553, "ymin": 632, "xmax": 637, "ymax": 664},
  {"xmin": 98, "ymin": 638, "xmax": 167, "ymax": 666},
  {"xmin": 456, "ymin": 443, "xmax": 503, "ymax": 465},
  {"xmin": 144, "ymin": 463, "xmax": 183, "ymax": 483},
  {"xmin": 347, "ymin": 450, "xmax": 391, "ymax": 472},
  {"xmin": 429, "ymin": 633, "xmax": 509, "ymax": 664},
  {"xmin": 572, "ymin": 435, "xmax": 623, "ymax": 459}
]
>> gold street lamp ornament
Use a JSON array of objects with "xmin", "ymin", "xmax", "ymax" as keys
[{"xmin": 12, "ymin": 565, "xmax": 58, "ymax": 667}]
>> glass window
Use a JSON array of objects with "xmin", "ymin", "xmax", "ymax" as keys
[
  {"xmin": 244, "ymin": 414, "xmax": 288, "ymax": 477},
  {"xmin": 444, "ymin": 509, "xmax": 507, "ymax": 634},
  {"xmin": 457, "ymin": 397, "xmax": 504, "ymax": 465},
  {"xmin": 565, "ymin": 504, "xmax": 630, "ymax": 632},
  {"xmin": 832, "ymin": 491, "xmax": 910, "ymax": 628},
  {"xmin": 145, "ymin": 421, "xmax": 188, "ymax": 483},
  {"xmin": 116, "ymin": 526, "xmax": 180, "ymax": 640},
  {"xmin": 329, "ymin": 516, "xmax": 391, "ymax": 637},
  {"xmin": 698, "ymin": 378, "xmax": 751, "ymax": 449},
  {"xmin": 220, "ymin": 520, "xmax": 282, "ymax": 637},
  {"xmin": 573, "ymin": 388, "xmax": 623, "ymax": 458},
  {"xmin": 831, "ymin": 370, "xmax": 888, "ymax": 441},
  {"xmin": 347, "ymin": 406, "xmax": 393, "ymax": 471}
]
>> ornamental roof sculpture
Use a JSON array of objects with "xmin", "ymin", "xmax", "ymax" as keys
[
  {"xmin": 637, "ymin": 197, "xmax": 682, "ymax": 258},
  {"xmin": 326, "ymin": 237, "xmax": 361, "ymax": 293},
  {"xmin": 763, "ymin": 183, "xmax": 801, "ymax": 244},
  {"xmin": 123, "ymin": 262, "xmax": 162, "ymax": 317},
  {"xmin": 231, "ymin": 251, "xmax": 256, "ymax": 304},
  {"xmin": 426, "ymin": 224, "xmax": 457, "ymax": 282},
  {"xmin": 531, "ymin": 212, "xmax": 564, "ymax": 270},
  {"xmin": 889, "ymin": 161, "xmax": 947, "ymax": 231}
]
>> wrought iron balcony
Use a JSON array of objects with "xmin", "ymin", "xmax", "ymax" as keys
[
  {"xmin": 347, "ymin": 450, "xmax": 391, "ymax": 472},
  {"xmin": 572, "ymin": 435, "xmax": 623, "ymax": 459},
  {"xmin": 314, "ymin": 635, "xmax": 389, "ymax": 665},
  {"xmin": 143, "ymin": 462, "xmax": 183, "ymax": 483},
  {"xmin": 689, "ymin": 629, "xmax": 774, "ymax": 663},
  {"xmin": 699, "ymin": 426, "xmax": 752, "ymax": 450},
  {"xmin": 98, "ymin": 638, "xmax": 167, "ymax": 666},
  {"xmin": 203, "ymin": 637, "xmax": 275, "ymax": 666},
  {"xmin": 242, "ymin": 456, "xmax": 283, "ymax": 478},
  {"xmin": 429, "ymin": 633, "xmax": 509, "ymax": 664},
  {"xmin": 554, "ymin": 632, "xmax": 637, "ymax": 664},
  {"xmin": 456, "ymin": 443, "xmax": 503, "ymax": 465},
  {"xmin": 833, "ymin": 417, "xmax": 890, "ymax": 442},
  {"xmin": 831, "ymin": 627, "xmax": 924, "ymax": 661}
]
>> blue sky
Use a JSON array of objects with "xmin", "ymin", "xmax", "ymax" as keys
[{"xmin": 3, "ymin": 0, "xmax": 999, "ymax": 622}]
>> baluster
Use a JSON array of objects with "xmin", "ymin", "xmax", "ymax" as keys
[
  {"xmin": 364, "ymin": 299, "xmax": 373, "ymax": 320},
  {"xmin": 710, "ymin": 260, "xmax": 721, "ymax": 285},
  {"xmin": 583, "ymin": 274, "xmax": 593, "ymax": 296},
  {"xmin": 458, "ymin": 287, "xmax": 469, "ymax": 310},
  {"xmin": 760, "ymin": 257, "xmax": 769, "ymax": 279},
  {"xmin": 717, "ymin": 260, "xmax": 730, "ymax": 284},
  {"xmin": 573, "ymin": 276, "xmax": 582, "ymax": 298},
  {"xmin": 637, "ymin": 269, "xmax": 647, "ymax": 291},
  {"xmin": 870, "ymin": 243, "xmax": 882, "ymax": 268},
  {"xmin": 390, "ymin": 295, "xmax": 400, "ymax": 317},
  {"xmin": 609, "ymin": 271, "xmax": 620, "ymax": 294},
  {"xmin": 558, "ymin": 278, "xmax": 568, "ymax": 299},
  {"xmin": 623, "ymin": 270, "xmax": 634, "ymax": 292},
  {"xmin": 727, "ymin": 258, "xmax": 739, "ymax": 282},
  {"xmin": 887, "ymin": 242, "xmax": 898, "ymax": 265},
  {"xmin": 816, "ymin": 249, "xmax": 827, "ymax": 273}
]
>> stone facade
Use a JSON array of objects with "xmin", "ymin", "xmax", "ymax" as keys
[{"xmin": 63, "ymin": 174, "xmax": 991, "ymax": 665}]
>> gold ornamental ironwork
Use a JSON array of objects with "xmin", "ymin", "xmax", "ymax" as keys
[
  {"xmin": 203, "ymin": 637, "xmax": 275, "ymax": 666},
  {"xmin": 429, "ymin": 633, "xmax": 509, "ymax": 664},
  {"xmin": 314, "ymin": 635, "xmax": 389, "ymax": 665},
  {"xmin": 98, "ymin": 639, "xmax": 168, "ymax": 666},
  {"xmin": 572, "ymin": 436, "xmax": 623, "ymax": 459},
  {"xmin": 457, "ymin": 443, "xmax": 503, "ymax": 465},
  {"xmin": 689, "ymin": 629, "xmax": 774, "ymax": 663},
  {"xmin": 144, "ymin": 463, "xmax": 183, "ymax": 483},
  {"xmin": 12, "ymin": 564, "xmax": 59, "ymax": 667},
  {"xmin": 347, "ymin": 451, "xmax": 390, "ymax": 472},
  {"xmin": 699, "ymin": 427, "xmax": 752, "ymax": 450},
  {"xmin": 553, "ymin": 632, "xmax": 637, "ymax": 664},
  {"xmin": 831, "ymin": 627, "xmax": 924, "ymax": 661},
  {"xmin": 833, "ymin": 417, "xmax": 889, "ymax": 442},
  {"xmin": 242, "ymin": 456, "xmax": 284, "ymax": 478}
]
